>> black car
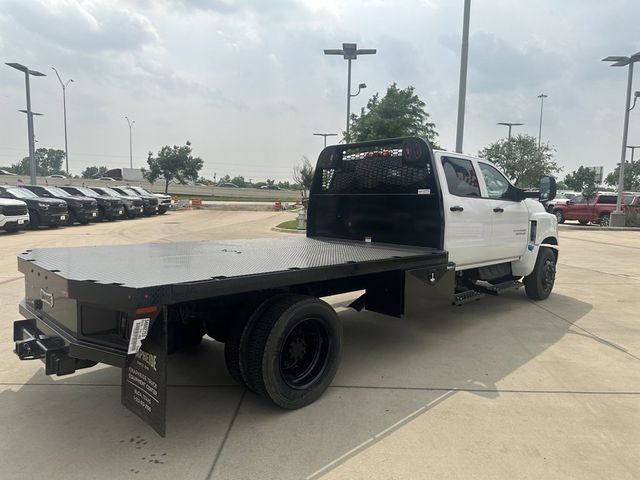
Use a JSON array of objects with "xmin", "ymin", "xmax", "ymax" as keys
[
  {"xmin": 90, "ymin": 187, "xmax": 144, "ymax": 219},
  {"xmin": 22, "ymin": 185, "xmax": 98, "ymax": 225},
  {"xmin": 0, "ymin": 185, "xmax": 68, "ymax": 228},
  {"xmin": 111, "ymin": 186, "xmax": 159, "ymax": 216},
  {"xmin": 61, "ymin": 186, "xmax": 124, "ymax": 221}
]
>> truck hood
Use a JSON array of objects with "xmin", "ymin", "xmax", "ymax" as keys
[
  {"xmin": 0, "ymin": 198, "xmax": 27, "ymax": 207},
  {"xmin": 524, "ymin": 198, "xmax": 546, "ymax": 214}
]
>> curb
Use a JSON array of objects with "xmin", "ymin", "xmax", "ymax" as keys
[
  {"xmin": 559, "ymin": 225, "xmax": 640, "ymax": 232},
  {"xmin": 271, "ymin": 227, "xmax": 306, "ymax": 234}
]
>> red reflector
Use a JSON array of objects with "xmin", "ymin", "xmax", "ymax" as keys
[{"xmin": 135, "ymin": 306, "xmax": 158, "ymax": 315}]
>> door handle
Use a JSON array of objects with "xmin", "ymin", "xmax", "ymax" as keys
[
  {"xmin": 450, "ymin": 206, "xmax": 464, "ymax": 212},
  {"xmin": 493, "ymin": 207, "xmax": 504, "ymax": 213}
]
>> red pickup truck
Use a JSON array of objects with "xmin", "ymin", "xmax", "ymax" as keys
[{"xmin": 552, "ymin": 192, "xmax": 639, "ymax": 226}]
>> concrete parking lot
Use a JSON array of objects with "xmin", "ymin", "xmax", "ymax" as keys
[{"xmin": 1, "ymin": 210, "xmax": 638, "ymax": 479}]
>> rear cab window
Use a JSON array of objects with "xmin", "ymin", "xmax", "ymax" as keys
[
  {"xmin": 596, "ymin": 195, "xmax": 617, "ymax": 204},
  {"xmin": 441, "ymin": 157, "xmax": 481, "ymax": 197}
]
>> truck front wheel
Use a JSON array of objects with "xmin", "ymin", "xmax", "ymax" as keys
[
  {"xmin": 524, "ymin": 248, "xmax": 556, "ymax": 300},
  {"xmin": 243, "ymin": 295, "xmax": 342, "ymax": 409}
]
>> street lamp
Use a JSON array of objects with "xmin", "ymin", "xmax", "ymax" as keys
[
  {"xmin": 537, "ymin": 93, "xmax": 548, "ymax": 148},
  {"xmin": 5, "ymin": 62, "xmax": 46, "ymax": 185},
  {"xmin": 627, "ymin": 145, "xmax": 640, "ymax": 163},
  {"xmin": 52, "ymin": 67, "xmax": 73, "ymax": 175},
  {"xmin": 497, "ymin": 122, "xmax": 524, "ymax": 140},
  {"xmin": 602, "ymin": 51, "xmax": 640, "ymax": 226},
  {"xmin": 125, "ymin": 116, "xmax": 135, "ymax": 168},
  {"xmin": 324, "ymin": 43, "xmax": 376, "ymax": 140},
  {"xmin": 313, "ymin": 133, "xmax": 338, "ymax": 148}
]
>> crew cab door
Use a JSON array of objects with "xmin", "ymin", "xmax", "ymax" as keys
[
  {"xmin": 437, "ymin": 154, "xmax": 495, "ymax": 267},
  {"xmin": 476, "ymin": 162, "xmax": 529, "ymax": 260}
]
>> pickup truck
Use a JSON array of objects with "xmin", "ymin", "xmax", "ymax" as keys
[
  {"xmin": 551, "ymin": 192, "xmax": 636, "ymax": 226},
  {"xmin": 127, "ymin": 186, "xmax": 172, "ymax": 214},
  {"xmin": 22, "ymin": 185, "xmax": 98, "ymax": 225},
  {"xmin": 12, "ymin": 137, "xmax": 558, "ymax": 436},
  {"xmin": 60, "ymin": 186, "xmax": 125, "ymax": 221},
  {"xmin": 111, "ymin": 186, "xmax": 159, "ymax": 216},
  {"xmin": 0, "ymin": 185, "xmax": 68, "ymax": 228},
  {"xmin": 0, "ymin": 198, "xmax": 29, "ymax": 232},
  {"xmin": 90, "ymin": 186, "xmax": 144, "ymax": 218}
]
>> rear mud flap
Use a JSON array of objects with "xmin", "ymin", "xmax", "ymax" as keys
[{"xmin": 121, "ymin": 310, "xmax": 168, "ymax": 437}]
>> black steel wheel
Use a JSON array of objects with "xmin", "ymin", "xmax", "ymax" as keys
[
  {"xmin": 599, "ymin": 213, "xmax": 610, "ymax": 227},
  {"xmin": 243, "ymin": 294, "xmax": 341, "ymax": 409},
  {"xmin": 524, "ymin": 247, "xmax": 556, "ymax": 300}
]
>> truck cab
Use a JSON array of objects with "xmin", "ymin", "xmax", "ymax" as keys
[{"xmin": 433, "ymin": 150, "xmax": 558, "ymax": 279}]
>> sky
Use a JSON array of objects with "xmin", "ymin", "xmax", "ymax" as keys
[{"xmin": 0, "ymin": 0, "xmax": 639, "ymax": 182}]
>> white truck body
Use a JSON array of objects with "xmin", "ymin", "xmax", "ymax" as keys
[{"xmin": 432, "ymin": 150, "xmax": 558, "ymax": 277}]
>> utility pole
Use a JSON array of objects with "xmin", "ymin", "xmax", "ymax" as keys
[
  {"xmin": 455, "ymin": 0, "xmax": 472, "ymax": 153},
  {"xmin": 537, "ymin": 93, "xmax": 548, "ymax": 148},
  {"xmin": 52, "ymin": 67, "xmax": 73, "ymax": 175},
  {"xmin": 125, "ymin": 116, "xmax": 135, "ymax": 168}
]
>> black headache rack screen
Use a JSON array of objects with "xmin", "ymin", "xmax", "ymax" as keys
[{"xmin": 307, "ymin": 137, "xmax": 444, "ymax": 250}]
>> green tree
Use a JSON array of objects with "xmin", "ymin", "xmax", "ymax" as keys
[
  {"xmin": 145, "ymin": 142, "xmax": 203, "ymax": 193},
  {"xmin": 477, "ymin": 134, "xmax": 561, "ymax": 188},
  {"xmin": 293, "ymin": 156, "xmax": 314, "ymax": 197},
  {"xmin": 9, "ymin": 148, "xmax": 66, "ymax": 176},
  {"xmin": 563, "ymin": 166, "xmax": 597, "ymax": 194},
  {"xmin": 348, "ymin": 83, "xmax": 440, "ymax": 147},
  {"xmin": 605, "ymin": 161, "xmax": 640, "ymax": 191},
  {"xmin": 230, "ymin": 176, "xmax": 246, "ymax": 187},
  {"xmin": 81, "ymin": 166, "xmax": 108, "ymax": 179}
]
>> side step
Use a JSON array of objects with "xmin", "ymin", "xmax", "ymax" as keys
[{"xmin": 453, "ymin": 280, "xmax": 522, "ymax": 306}]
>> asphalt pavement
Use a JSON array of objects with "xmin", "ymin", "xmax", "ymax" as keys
[{"xmin": 0, "ymin": 211, "xmax": 638, "ymax": 479}]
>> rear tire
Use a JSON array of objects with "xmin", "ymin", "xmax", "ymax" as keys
[
  {"xmin": 553, "ymin": 209, "xmax": 565, "ymax": 224},
  {"xmin": 524, "ymin": 248, "xmax": 556, "ymax": 301},
  {"xmin": 599, "ymin": 213, "xmax": 610, "ymax": 227},
  {"xmin": 243, "ymin": 294, "xmax": 342, "ymax": 409}
]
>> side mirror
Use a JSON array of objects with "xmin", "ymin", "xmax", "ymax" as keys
[{"xmin": 539, "ymin": 176, "xmax": 556, "ymax": 202}]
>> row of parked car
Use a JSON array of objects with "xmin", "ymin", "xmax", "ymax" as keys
[
  {"xmin": 544, "ymin": 190, "xmax": 640, "ymax": 226},
  {"xmin": 0, "ymin": 184, "xmax": 172, "ymax": 232}
]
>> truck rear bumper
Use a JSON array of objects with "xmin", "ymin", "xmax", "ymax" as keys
[{"xmin": 16, "ymin": 300, "xmax": 128, "ymax": 373}]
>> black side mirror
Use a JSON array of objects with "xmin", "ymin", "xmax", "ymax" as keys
[{"xmin": 539, "ymin": 176, "xmax": 556, "ymax": 202}]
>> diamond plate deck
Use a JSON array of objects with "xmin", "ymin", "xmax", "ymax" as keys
[{"xmin": 19, "ymin": 237, "xmax": 443, "ymax": 289}]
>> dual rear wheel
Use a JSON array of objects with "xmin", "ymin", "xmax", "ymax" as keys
[{"xmin": 224, "ymin": 294, "xmax": 342, "ymax": 409}]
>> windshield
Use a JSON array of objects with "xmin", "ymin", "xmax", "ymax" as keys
[
  {"xmin": 101, "ymin": 187, "xmax": 122, "ymax": 197},
  {"xmin": 122, "ymin": 187, "xmax": 141, "ymax": 195},
  {"xmin": 45, "ymin": 186, "xmax": 72, "ymax": 197},
  {"xmin": 77, "ymin": 187, "xmax": 99, "ymax": 197},
  {"xmin": 7, "ymin": 187, "xmax": 37, "ymax": 198},
  {"xmin": 131, "ymin": 186, "xmax": 151, "ymax": 195}
]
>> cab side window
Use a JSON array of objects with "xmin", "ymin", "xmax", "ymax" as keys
[
  {"xmin": 571, "ymin": 195, "xmax": 588, "ymax": 204},
  {"xmin": 441, "ymin": 157, "xmax": 480, "ymax": 197},
  {"xmin": 478, "ymin": 163, "xmax": 510, "ymax": 199}
]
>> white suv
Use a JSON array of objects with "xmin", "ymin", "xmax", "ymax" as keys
[{"xmin": 0, "ymin": 198, "xmax": 30, "ymax": 232}]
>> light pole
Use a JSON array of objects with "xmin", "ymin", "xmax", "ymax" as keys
[
  {"xmin": 537, "ymin": 93, "xmax": 548, "ymax": 148},
  {"xmin": 313, "ymin": 133, "xmax": 338, "ymax": 148},
  {"xmin": 627, "ymin": 145, "xmax": 640, "ymax": 164},
  {"xmin": 324, "ymin": 43, "xmax": 376, "ymax": 141},
  {"xmin": 497, "ymin": 122, "xmax": 524, "ymax": 140},
  {"xmin": 455, "ymin": 0, "xmax": 472, "ymax": 153},
  {"xmin": 125, "ymin": 116, "xmax": 135, "ymax": 168},
  {"xmin": 51, "ymin": 67, "xmax": 73, "ymax": 176},
  {"xmin": 602, "ymin": 51, "xmax": 640, "ymax": 226},
  {"xmin": 6, "ymin": 62, "xmax": 46, "ymax": 185}
]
